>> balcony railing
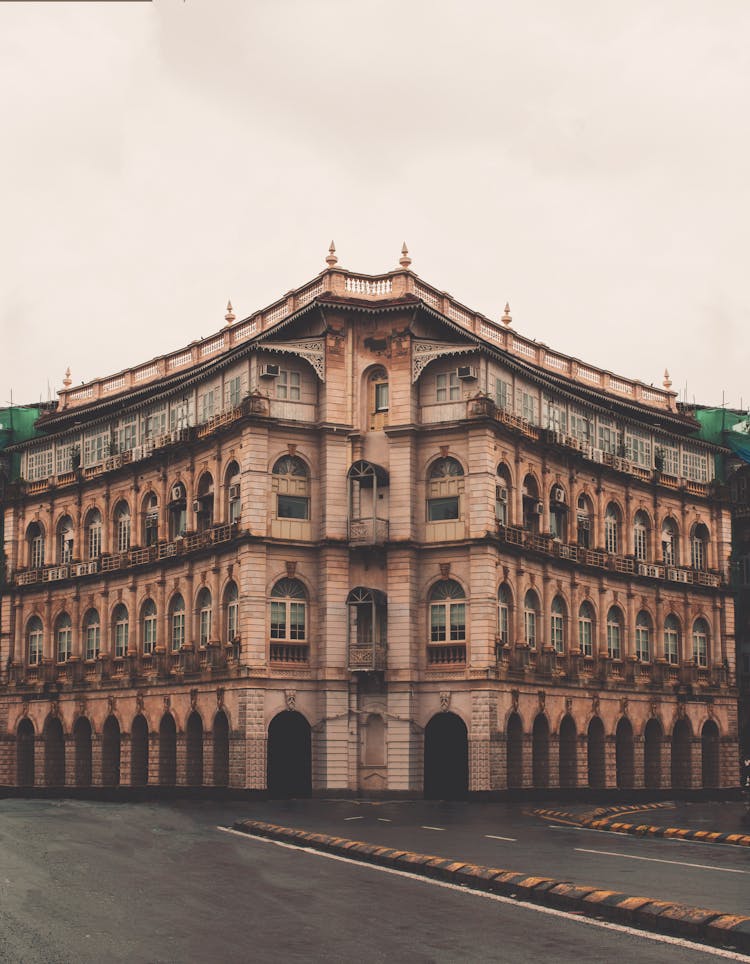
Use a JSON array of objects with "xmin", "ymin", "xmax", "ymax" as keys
[
  {"xmin": 427, "ymin": 643, "xmax": 466, "ymax": 666},
  {"xmin": 270, "ymin": 642, "xmax": 309, "ymax": 664},
  {"xmin": 348, "ymin": 518, "xmax": 389, "ymax": 546},
  {"xmin": 348, "ymin": 643, "xmax": 387, "ymax": 672}
]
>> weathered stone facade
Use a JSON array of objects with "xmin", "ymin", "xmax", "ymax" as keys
[{"xmin": 0, "ymin": 252, "xmax": 739, "ymax": 794}]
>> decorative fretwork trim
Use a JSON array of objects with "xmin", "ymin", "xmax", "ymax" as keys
[{"xmin": 412, "ymin": 341, "xmax": 476, "ymax": 382}]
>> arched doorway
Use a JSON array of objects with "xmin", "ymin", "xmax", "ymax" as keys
[
  {"xmin": 423, "ymin": 712, "xmax": 468, "ymax": 800},
  {"xmin": 615, "ymin": 718, "xmax": 634, "ymax": 789},
  {"xmin": 532, "ymin": 714, "xmax": 549, "ymax": 788},
  {"xmin": 587, "ymin": 717, "xmax": 605, "ymax": 788},
  {"xmin": 16, "ymin": 719, "xmax": 35, "ymax": 787},
  {"xmin": 101, "ymin": 716, "xmax": 121, "ymax": 787},
  {"xmin": 701, "ymin": 720, "xmax": 720, "ymax": 788},
  {"xmin": 506, "ymin": 712, "xmax": 523, "ymax": 789},
  {"xmin": 644, "ymin": 719, "xmax": 662, "ymax": 789},
  {"xmin": 44, "ymin": 716, "xmax": 65, "ymax": 787},
  {"xmin": 159, "ymin": 714, "xmax": 177, "ymax": 787},
  {"xmin": 186, "ymin": 712, "xmax": 204, "ymax": 787},
  {"xmin": 558, "ymin": 715, "xmax": 577, "ymax": 788},
  {"xmin": 74, "ymin": 717, "xmax": 92, "ymax": 788},
  {"xmin": 213, "ymin": 711, "xmax": 230, "ymax": 787},
  {"xmin": 131, "ymin": 715, "xmax": 149, "ymax": 787},
  {"xmin": 267, "ymin": 711, "xmax": 312, "ymax": 798},
  {"xmin": 671, "ymin": 718, "xmax": 692, "ymax": 789}
]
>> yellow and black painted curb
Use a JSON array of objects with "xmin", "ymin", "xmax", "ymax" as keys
[
  {"xmin": 532, "ymin": 803, "xmax": 750, "ymax": 848},
  {"xmin": 232, "ymin": 818, "xmax": 750, "ymax": 954}
]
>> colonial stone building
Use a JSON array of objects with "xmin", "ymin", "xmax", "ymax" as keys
[{"xmin": 0, "ymin": 246, "xmax": 739, "ymax": 795}]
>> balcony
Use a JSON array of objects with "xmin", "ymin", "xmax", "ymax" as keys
[
  {"xmin": 427, "ymin": 643, "xmax": 466, "ymax": 667},
  {"xmin": 269, "ymin": 642, "xmax": 309, "ymax": 664},
  {"xmin": 348, "ymin": 643, "xmax": 387, "ymax": 673},
  {"xmin": 348, "ymin": 517, "xmax": 389, "ymax": 546}
]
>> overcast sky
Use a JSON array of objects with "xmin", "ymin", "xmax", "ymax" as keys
[{"xmin": 1, "ymin": 1, "xmax": 748, "ymax": 411}]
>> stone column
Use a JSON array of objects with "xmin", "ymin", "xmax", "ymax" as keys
[{"xmin": 633, "ymin": 735, "xmax": 644, "ymax": 789}]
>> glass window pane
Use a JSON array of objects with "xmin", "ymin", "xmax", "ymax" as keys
[
  {"xmin": 278, "ymin": 495, "xmax": 309, "ymax": 520},
  {"xmin": 427, "ymin": 497, "xmax": 459, "ymax": 521}
]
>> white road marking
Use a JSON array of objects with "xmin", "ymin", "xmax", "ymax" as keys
[
  {"xmin": 574, "ymin": 847, "xmax": 750, "ymax": 875},
  {"xmin": 217, "ymin": 828, "xmax": 750, "ymax": 962},
  {"xmin": 377, "ymin": 818, "xmax": 392, "ymax": 823},
  {"xmin": 344, "ymin": 816, "xmax": 364, "ymax": 821},
  {"xmin": 421, "ymin": 825, "xmax": 445, "ymax": 831},
  {"xmin": 485, "ymin": 834, "xmax": 517, "ymax": 842}
]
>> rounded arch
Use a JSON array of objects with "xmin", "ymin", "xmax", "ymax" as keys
[
  {"xmin": 223, "ymin": 458, "xmax": 241, "ymax": 486},
  {"xmin": 213, "ymin": 709, "xmax": 230, "ymax": 788},
  {"xmin": 55, "ymin": 513, "xmax": 75, "ymax": 563},
  {"xmin": 16, "ymin": 717, "xmax": 35, "ymax": 787},
  {"xmin": 671, "ymin": 717, "xmax": 693, "ymax": 789},
  {"xmin": 559, "ymin": 714, "xmax": 577, "ymax": 789},
  {"xmin": 644, "ymin": 717, "xmax": 663, "ymax": 789},
  {"xmin": 424, "ymin": 712, "xmax": 468, "ymax": 800},
  {"xmin": 427, "ymin": 577, "xmax": 466, "ymax": 601},
  {"xmin": 101, "ymin": 715, "xmax": 121, "ymax": 787},
  {"xmin": 271, "ymin": 453, "xmax": 310, "ymax": 477},
  {"xmin": 701, "ymin": 719, "xmax": 720, "ymax": 788},
  {"xmin": 506, "ymin": 711, "xmax": 523, "ymax": 789},
  {"xmin": 43, "ymin": 715, "xmax": 65, "ymax": 787},
  {"xmin": 496, "ymin": 461, "xmax": 513, "ymax": 487},
  {"xmin": 158, "ymin": 713, "xmax": 177, "ymax": 786},
  {"xmin": 615, "ymin": 717, "xmax": 634, "ymax": 789},
  {"xmin": 587, "ymin": 717, "xmax": 606, "ymax": 788},
  {"xmin": 186, "ymin": 711, "xmax": 204, "ymax": 787},
  {"xmin": 426, "ymin": 454, "xmax": 465, "ymax": 479},
  {"xmin": 73, "ymin": 716, "xmax": 92, "ymax": 788},
  {"xmin": 196, "ymin": 470, "xmax": 214, "ymax": 498},
  {"xmin": 26, "ymin": 614, "xmax": 44, "ymax": 666},
  {"xmin": 521, "ymin": 472, "xmax": 541, "ymax": 498},
  {"xmin": 267, "ymin": 710, "xmax": 312, "ymax": 798},
  {"xmin": 130, "ymin": 714, "xmax": 149, "ymax": 787}
]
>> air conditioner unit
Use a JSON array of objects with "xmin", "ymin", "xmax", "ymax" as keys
[
  {"xmin": 552, "ymin": 488, "xmax": 565, "ymax": 504},
  {"xmin": 496, "ymin": 486, "xmax": 508, "ymax": 503},
  {"xmin": 131, "ymin": 445, "xmax": 144, "ymax": 460},
  {"xmin": 192, "ymin": 499, "xmax": 202, "ymax": 513},
  {"xmin": 456, "ymin": 365, "xmax": 478, "ymax": 380},
  {"xmin": 170, "ymin": 484, "xmax": 185, "ymax": 502},
  {"xmin": 260, "ymin": 363, "xmax": 280, "ymax": 378},
  {"xmin": 228, "ymin": 483, "xmax": 241, "ymax": 500},
  {"xmin": 534, "ymin": 501, "xmax": 544, "ymax": 515},
  {"xmin": 591, "ymin": 448, "xmax": 604, "ymax": 463}
]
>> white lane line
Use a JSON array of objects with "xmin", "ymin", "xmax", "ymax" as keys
[
  {"xmin": 551, "ymin": 825, "xmax": 651, "ymax": 837},
  {"xmin": 485, "ymin": 834, "xmax": 517, "ymax": 842},
  {"xmin": 421, "ymin": 825, "xmax": 445, "ymax": 831},
  {"xmin": 217, "ymin": 829, "xmax": 750, "ymax": 962},
  {"xmin": 377, "ymin": 818, "xmax": 392, "ymax": 823},
  {"xmin": 574, "ymin": 847, "xmax": 750, "ymax": 875},
  {"xmin": 344, "ymin": 816, "xmax": 364, "ymax": 821}
]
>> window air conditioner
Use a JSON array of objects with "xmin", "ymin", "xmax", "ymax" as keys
[
  {"xmin": 496, "ymin": 486, "xmax": 508, "ymax": 503},
  {"xmin": 260, "ymin": 364, "xmax": 280, "ymax": 378},
  {"xmin": 228, "ymin": 483, "xmax": 241, "ymax": 500},
  {"xmin": 192, "ymin": 499, "xmax": 202, "ymax": 513},
  {"xmin": 456, "ymin": 365, "xmax": 478, "ymax": 380},
  {"xmin": 552, "ymin": 488, "xmax": 565, "ymax": 504},
  {"xmin": 170, "ymin": 484, "xmax": 185, "ymax": 502},
  {"xmin": 534, "ymin": 501, "xmax": 544, "ymax": 515}
]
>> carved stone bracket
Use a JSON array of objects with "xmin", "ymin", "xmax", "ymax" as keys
[
  {"xmin": 285, "ymin": 689, "xmax": 297, "ymax": 711},
  {"xmin": 439, "ymin": 691, "xmax": 451, "ymax": 712}
]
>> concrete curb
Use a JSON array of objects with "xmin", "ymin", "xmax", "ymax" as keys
[
  {"xmin": 532, "ymin": 804, "xmax": 750, "ymax": 848},
  {"xmin": 232, "ymin": 818, "xmax": 750, "ymax": 954}
]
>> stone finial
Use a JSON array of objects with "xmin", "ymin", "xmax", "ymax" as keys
[
  {"xmin": 399, "ymin": 242, "xmax": 412, "ymax": 269},
  {"xmin": 63, "ymin": 367, "xmax": 72, "ymax": 388},
  {"xmin": 502, "ymin": 302, "xmax": 512, "ymax": 326},
  {"xmin": 326, "ymin": 241, "xmax": 338, "ymax": 267},
  {"xmin": 663, "ymin": 368, "xmax": 673, "ymax": 389},
  {"xmin": 225, "ymin": 300, "xmax": 235, "ymax": 324}
]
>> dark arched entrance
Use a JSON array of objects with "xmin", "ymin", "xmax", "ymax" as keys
[
  {"xmin": 186, "ymin": 711, "xmax": 203, "ymax": 787},
  {"xmin": 74, "ymin": 717, "xmax": 92, "ymax": 788},
  {"xmin": 506, "ymin": 712, "xmax": 523, "ymax": 788},
  {"xmin": 558, "ymin": 715, "xmax": 577, "ymax": 788},
  {"xmin": 644, "ymin": 718, "xmax": 662, "ymax": 789},
  {"xmin": 213, "ymin": 711, "xmax": 230, "ymax": 788},
  {"xmin": 615, "ymin": 717, "xmax": 634, "ymax": 789},
  {"xmin": 671, "ymin": 718, "xmax": 692, "ymax": 789},
  {"xmin": 532, "ymin": 714, "xmax": 549, "ymax": 788},
  {"xmin": 701, "ymin": 720, "xmax": 720, "ymax": 788},
  {"xmin": 587, "ymin": 717, "xmax": 605, "ymax": 788},
  {"xmin": 423, "ymin": 712, "xmax": 468, "ymax": 800},
  {"xmin": 267, "ymin": 711, "xmax": 312, "ymax": 798},
  {"xmin": 44, "ymin": 716, "xmax": 65, "ymax": 787},
  {"xmin": 131, "ymin": 715, "xmax": 149, "ymax": 787},
  {"xmin": 101, "ymin": 716, "xmax": 121, "ymax": 787},
  {"xmin": 16, "ymin": 719, "xmax": 35, "ymax": 787},
  {"xmin": 159, "ymin": 714, "xmax": 177, "ymax": 786}
]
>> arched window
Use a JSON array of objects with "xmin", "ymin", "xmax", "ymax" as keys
[
  {"xmin": 27, "ymin": 616, "xmax": 43, "ymax": 666},
  {"xmin": 497, "ymin": 584, "xmax": 511, "ymax": 645},
  {"xmin": 633, "ymin": 510, "xmax": 650, "ymax": 563},
  {"xmin": 664, "ymin": 613, "xmax": 680, "ymax": 665},
  {"xmin": 661, "ymin": 518, "xmax": 679, "ymax": 566},
  {"xmin": 522, "ymin": 475, "xmax": 541, "ymax": 532},
  {"xmin": 195, "ymin": 473, "xmax": 214, "ymax": 532},
  {"xmin": 225, "ymin": 461, "xmax": 241, "ymax": 524},
  {"xmin": 84, "ymin": 508, "xmax": 102, "ymax": 560},
  {"xmin": 55, "ymin": 613, "xmax": 72, "ymax": 663},
  {"xmin": 270, "ymin": 578, "xmax": 308, "ymax": 662},
  {"xmin": 550, "ymin": 596, "xmax": 566, "ymax": 653},
  {"xmin": 604, "ymin": 503, "xmax": 620, "ymax": 555},
  {"xmin": 169, "ymin": 594, "xmax": 185, "ymax": 652},
  {"xmin": 427, "ymin": 458, "xmax": 464, "ymax": 522},
  {"xmin": 143, "ymin": 492, "xmax": 159, "ymax": 547},
  {"xmin": 83, "ymin": 609, "xmax": 100, "ymax": 661},
  {"xmin": 635, "ymin": 610, "xmax": 652, "ymax": 662},
  {"xmin": 692, "ymin": 617, "xmax": 709, "ymax": 667},
  {"xmin": 524, "ymin": 589, "xmax": 540, "ymax": 649},
  {"xmin": 272, "ymin": 456, "xmax": 310, "ymax": 520},
  {"xmin": 142, "ymin": 599, "xmax": 157, "ymax": 655},
  {"xmin": 495, "ymin": 464, "xmax": 511, "ymax": 526},
  {"xmin": 168, "ymin": 482, "xmax": 187, "ymax": 540},
  {"xmin": 112, "ymin": 603, "xmax": 129, "ymax": 658},
  {"xmin": 578, "ymin": 600, "xmax": 594, "ymax": 657},
  {"xmin": 576, "ymin": 494, "xmax": 593, "ymax": 549},
  {"xmin": 691, "ymin": 523, "xmax": 709, "ymax": 571},
  {"xmin": 57, "ymin": 515, "xmax": 74, "ymax": 564},
  {"xmin": 27, "ymin": 522, "xmax": 45, "ymax": 569},
  {"xmin": 369, "ymin": 367, "xmax": 389, "ymax": 430},
  {"xmin": 429, "ymin": 580, "xmax": 466, "ymax": 644},
  {"xmin": 549, "ymin": 485, "xmax": 567, "ymax": 541},
  {"xmin": 606, "ymin": 606, "xmax": 623, "ymax": 659},
  {"xmin": 196, "ymin": 587, "xmax": 212, "ymax": 647},
  {"xmin": 224, "ymin": 581, "xmax": 239, "ymax": 643},
  {"xmin": 114, "ymin": 502, "xmax": 131, "ymax": 553}
]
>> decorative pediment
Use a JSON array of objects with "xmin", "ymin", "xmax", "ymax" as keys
[
  {"xmin": 258, "ymin": 338, "xmax": 325, "ymax": 381},
  {"xmin": 412, "ymin": 340, "xmax": 477, "ymax": 382}
]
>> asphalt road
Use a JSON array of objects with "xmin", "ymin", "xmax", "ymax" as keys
[{"xmin": 0, "ymin": 799, "xmax": 745, "ymax": 964}]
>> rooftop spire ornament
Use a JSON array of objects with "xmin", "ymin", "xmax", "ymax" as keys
[
  {"xmin": 502, "ymin": 302, "xmax": 512, "ymax": 326},
  {"xmin": 663, "ymin": 369, "xmax": 673, "ymax": 390},
  {"xmin": 326, "ymin": 241, "xmax": 338, "ymax": 268},
  {"xmin": 63, "ymin": 367, "xmax": 72, "ymax": 389},
  {"xmin": 399, "ymin": 242, "xmax": 412, "ymax": 269},
  {"xmin": 225, "ymin": 300, "xmax": 235, "ymax": 325}
]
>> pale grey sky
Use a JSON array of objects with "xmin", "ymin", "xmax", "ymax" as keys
[{"xmin": 2, "ymin": 1, "xmax": 748, "ymax": 410}]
